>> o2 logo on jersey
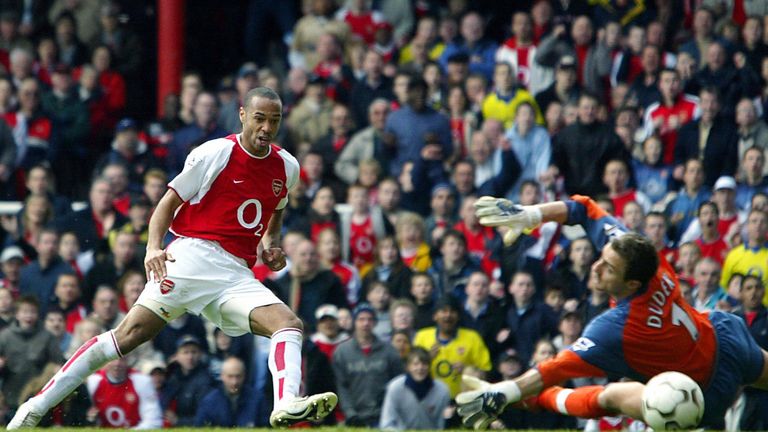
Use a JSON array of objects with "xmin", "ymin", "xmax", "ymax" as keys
[
  {"xmin": 571, "ymin": 337, "xmax": 596, "ymax": 352},
  {"xmin": 237, "ymin": 199, "xmax": 265, "ymax": 236}
]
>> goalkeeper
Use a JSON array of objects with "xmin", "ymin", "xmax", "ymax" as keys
[{"xmin": 456, "ymin": 195, "xmax": 768, "ymax": 430}]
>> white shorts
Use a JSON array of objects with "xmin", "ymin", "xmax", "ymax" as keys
[{"xmin": 135, "ymin": 237, "xmax": 282, "ymax": 336}]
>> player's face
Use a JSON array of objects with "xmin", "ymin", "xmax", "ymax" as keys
[
  {"xmin": 240, "ymin": 96, "xmax": 282, "ymax": 157},
  {"xmin": 590, "ymin": 244, "xmax": 631, "ymax": 298}
]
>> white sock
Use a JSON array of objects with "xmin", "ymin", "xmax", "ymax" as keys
[
  {"xmin": 268, "ymin": 327, "xmax": 303, "ymax": 409},
  {"xmin": 31, "ymin": 331, "xmax": 121, "ymax": 410}
]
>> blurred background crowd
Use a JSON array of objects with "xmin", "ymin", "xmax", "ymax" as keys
[{"xmin": 1, "ymin": 0, "xmax": 768, "ymax": 429}]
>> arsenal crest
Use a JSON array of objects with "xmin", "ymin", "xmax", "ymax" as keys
[
  {"xmin": 272, "ymin": 179, "xmax": 283, "ymax": 196},
  {"xmin": 159, "ymin": 278, "xmax": 175, "ymax": 295}
]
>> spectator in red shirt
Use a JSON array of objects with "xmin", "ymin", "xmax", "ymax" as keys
[
  {"xmin": 692, "ymin": 201, "xmax": 729, "ymax": 265},
  {"xmin": 50, "ymin": 273, "xmax": 86, "ymax": 334}
]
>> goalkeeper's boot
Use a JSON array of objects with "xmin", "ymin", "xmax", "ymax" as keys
[
  {"xmin": 7, "ymin": 399, "xmax": 45, "ymax": 429},
  {"xmin": 269, "ymin": 392, "xmax": 338, "ymax": 428}
]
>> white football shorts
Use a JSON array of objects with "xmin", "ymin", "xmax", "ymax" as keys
[{"xmin": 135, "ymin": 236, "xmax": 282, "ymax": 336}]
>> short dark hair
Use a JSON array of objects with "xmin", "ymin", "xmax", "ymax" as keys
[
  {"xmin": 16, "ymin": 295, "xmax": 39, "ymax": 310},
  {"xmin": 610, "ymin": 233, "xmax": 659, "ymax": 286},
  {"xmin": 243, "ymin": 86, "xmax": 281, "ymax": 108},
  {"xmin": 741, "ymin": 274, "xmax": 764, "ymax": 290},
  {"xmin": 697, "ymin": 201, "xmax": 718, "ymax": 217},
  {"xmin": 407, "ymin": 347, "xmax": 432, "ymax": 364}
]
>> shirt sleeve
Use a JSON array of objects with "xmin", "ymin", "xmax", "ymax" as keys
[
  {"xmin": 276, "ymin": 149, "xmax": 300, "ymax": 211},
  {"xmin": 167, "ymin": 140, "xmax": 231, "ymax": 203},
  {"xmin": 565, "ymin": 195, "xmax": 630, "ymax": 252}
]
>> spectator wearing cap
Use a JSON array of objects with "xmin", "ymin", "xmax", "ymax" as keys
[
  {"xmin": 497, "ymin": 271, "xmax": 558, "ymax": 367},
  {"xmin": 681, "ymin": 176, "xmax": 742, "ymax": 245},
  {"xmin": 290, "ymin": 0, "xmax": 350, "ymax": 71},
  {"xmin": 161, "ymin": 334, "xmax": 214, "ymax": 427},
  {"xmin": 439, "ymin": 12, "xmax": 498, "ymax": 81},
  {"xmin": 19, "ymin": 228, "xmax": 75, "ymax": 314},
  {"xmin": 332, "ymin": 303, "xmax": 403, "ymax": 427},
  {"xmin": 194, "ymin": 356, "xmax": 258, "ymax": 427},
  {"xmin": 93, "ymin": 118, "xmax": 162, "ymax": 193},
  {"xmin": 552, "ymin": 310, "xmax": 584, "ymax": 352},
  {"xmin": 168, "ymin": 90, "xmax": 228, "ymax": 177},
  {"xmin": 286, "ymin": 74, "xmax": 335, "ymax": 145},
  {"xmin": 384, "ymin": 78, "xmax": 451, "ymax": 178},
  {"xmin": 0, "ymin": 246, "xmax": 25, "ymax": 297},
  {"xmin": 534, "ymin": 54, "xmax": 580, "ymax": 114},
  {"xmin": 482, "ymin": 62, "xmax": 543, "ymax": 130},
  {"xmin": 310, "ymin": 304, "xmax": 350, "ymax": 360},
  {"xmin": 217, "ymin": 63, "xmax": 259, "ymax": 134},
  {"xmin": 152, "ymin": 313, "xmax": 210, "ymax": 361},
  {"xmin": 413, "ymin": 295, "xmax": 491, "ymax": 398},
  {"xmin": 721, "ymin": 208, "xmax": 768, "ymax": 300}
]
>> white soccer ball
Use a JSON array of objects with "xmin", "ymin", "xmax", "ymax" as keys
[{"xmin": 642, "ymin": 371, "xmax": 704, "ymax": 431}]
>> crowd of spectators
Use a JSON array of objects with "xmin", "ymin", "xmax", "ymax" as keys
[{"xmin": 3, "ymin": 0, "xmax": 768, "ymax": 429}]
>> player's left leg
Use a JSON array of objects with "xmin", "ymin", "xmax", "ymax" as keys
[
  {"xmin": 523, "ymin": 382, "xmax": 643, "ymax": 420},
  {"xmin": 246, "ymin": 303, "xmax": 337, "ymax": 428},
  {"xmin": 597, "ymin": 382, "xmax": 645, "ymax": 420}
]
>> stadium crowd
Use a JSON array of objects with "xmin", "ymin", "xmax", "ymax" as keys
[{"xmin": 2, "ymin": 0, "xmax": 768, "ymax": 429}]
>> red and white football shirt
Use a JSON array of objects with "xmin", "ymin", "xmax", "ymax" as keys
[
  {"xmin": 87, "ymin": 369, "xmax": 162, "ymax": 429},
  {"xmin": 169, "ymin": 134, "xmax": 299, "ymax": 267}
]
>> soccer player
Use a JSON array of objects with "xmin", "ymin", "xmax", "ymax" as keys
[
  {"xmin": 8, "ymin": 87, "xmax": 338, "ymax": 429},
  {"xmin": 455, "ymin": 194, "xmax": 768, "ymax": 430}
]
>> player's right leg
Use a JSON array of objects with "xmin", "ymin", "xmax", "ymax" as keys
[
  {"xmin": 7, "ymin": 305, "xmax": 166, "ymax": 429},
  {"xmin": 522, "ymin": 382, "xmax": 643, "ymax": 420}
]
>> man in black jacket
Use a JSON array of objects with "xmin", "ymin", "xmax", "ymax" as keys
[
  {"xmin": 549, "ymin": 93, "xmax": 630, "ymax": 196},
  {"xmin": 674, "ymin": 87, "xmax": 738, "ymax": 187}
]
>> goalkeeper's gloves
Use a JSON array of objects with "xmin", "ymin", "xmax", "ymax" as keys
[
  {"xmin": 456, "ymin": 376, "xmax": 508, "ymax": 430},
  {"xmin": 474, "ymin": 196, "xmax": 543, "ymax": 245}
]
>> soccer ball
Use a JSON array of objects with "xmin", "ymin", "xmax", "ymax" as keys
[{"xmin": 642, "ymin": 372, "xmax": 704, "ymax": 430}]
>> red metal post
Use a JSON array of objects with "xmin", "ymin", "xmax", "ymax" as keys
[{"xmin": 157, "ymin": 0, "xmax": 185, "ymax": 117}]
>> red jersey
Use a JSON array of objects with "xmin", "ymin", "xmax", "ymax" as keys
[
  {"xmin": 643, "ymin": 95, "xmax": 700, "ymax": 164},
  {"xmin": 696, "ymin": 236, "xmax": 729, "ymax": 265},
  {"xmin": 335, "ymin": 8, "xmax": 385, "ymax": 45},
  {"xmin": 349, "ymin": 215, "xmax": 376, "ymax": 268},
  {"xmin": 453, "ymin": 221, "xmax": 499, "ymax": 277},
  {"xmin": 331, "ymin": 260, "xmax": 361, "ymax": 306},
  {"xmin": 87, "ymin": 369, "xmax": 162, "ymax": 428},
  {"xmin": 169, "ymin": 135, "xmax": 299, "ymax": 267},
  {"xmin": 537, "ymin": 196, "xmax": 717, "ymax": 389}
]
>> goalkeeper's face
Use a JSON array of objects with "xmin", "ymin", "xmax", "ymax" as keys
[{"xmin": 590, "ymin": 244, "xmax": 630, "ymax": 297}]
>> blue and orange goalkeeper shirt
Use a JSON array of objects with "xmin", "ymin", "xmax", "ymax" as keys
[{"xmin": 536, "ymin": 195, "xmax": 717, "ymax": 389}]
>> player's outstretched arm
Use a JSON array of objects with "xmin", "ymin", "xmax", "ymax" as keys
[
  {"xmin": 145, "ymin": 189, "xmax": 184, "ymax": 281},
  {"xmin": 474, "ymin": 196, "xmax": 569, "ymax": 245}
]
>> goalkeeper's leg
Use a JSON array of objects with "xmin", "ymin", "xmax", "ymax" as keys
[{"xmin": 525, "ymin": 383, "xmax": 644, "ymax": 420}]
